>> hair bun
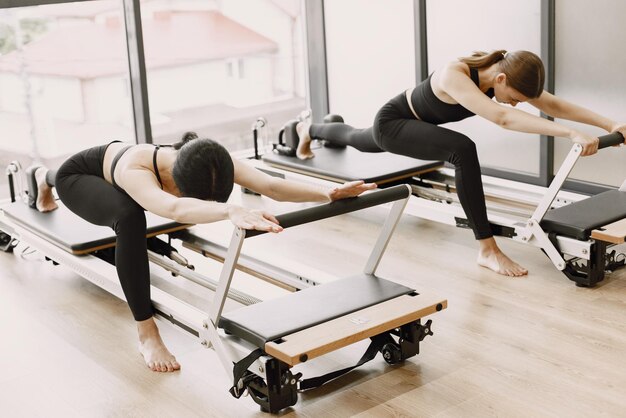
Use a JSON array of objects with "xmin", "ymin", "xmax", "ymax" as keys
[
  {"xmin": 174, "ymin": 131, "xmax": 199, "ymax": 150},
  {"xmin": 181, "ymin": 131, "xmax": 199, "ymax": 142}
]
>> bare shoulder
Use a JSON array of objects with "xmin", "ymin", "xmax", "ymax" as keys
[
  {"xmin": 438, "ymin": 60, "xmax": 470, "ymax": 79},
  {"xmin": 103, "ymin": 142, "xmax": 154, "ymax": 183},
  {"xmin": 431, "ymin": 61, "xmax": 472, "ymax": 103}
]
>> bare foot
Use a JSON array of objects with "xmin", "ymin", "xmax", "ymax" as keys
[
  {"xmin": 477, "ymin": 249, "xmax": 528, "ymax": 277},
  {"xmin": 296, "ymin": 120, "xmax": 315, "ymax": 160},
  {"xmin": 476, "ymin": 237, "xmax": 527, "ymax": 277},
  {"xmin": 34, "ymin": 167, "xmax": 58, "ymax": 212},
  {"xmin": 297, "ymin": 109, "xmax": 312, "ymax": 122},
  {"xmin": 137, "ymin": 318, "xmax": 181, "ymax": 372}
]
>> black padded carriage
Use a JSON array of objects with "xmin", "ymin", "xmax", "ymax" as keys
[
  {"xmin": 262, "ymin": 146, "xmax": 442, "ymax": 184},
  {"xmin": 540, "ymin": 190, "xmax": 626, "ymax": 240},
  {"xmin": 2, "ymin": 201, "xmax": 189, "ymax": 254},
  {"xmin": 219, "ymin": 273, "xmax": 415, "ymax": 348}
]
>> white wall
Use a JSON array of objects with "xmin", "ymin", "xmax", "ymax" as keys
[
  {"xmin": 0, "ymin": 72, "xmax": 84, "ymax": 122},
  {"xmin": 554, "ymin": 0, "xmax": 626, "ymax": 187},
  {"xmin": 0, "ymin": 73, "xmax": 25, "ymax": 112},
  {"xmin": 147, "ymin": 59, "xmax": 273, "ymax": 114},
  {"xmin": 426, "ymin": 0, "xmax": 542, "ymax": 175},
  {"xmin": 89, "ymin": 76, "xmax": 133, "ymax": 126},
  {"xmin": 148, "ymin": 61, "xmax": 228, "ymax": 113},
  {"xmin": 324, "ymin": 0, "xmax": 416, "ymax": 127}
]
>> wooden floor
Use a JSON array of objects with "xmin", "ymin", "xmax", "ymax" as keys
[{"xmin": 2, "ymin": 194, "xmax": 626, "ymax": 417}]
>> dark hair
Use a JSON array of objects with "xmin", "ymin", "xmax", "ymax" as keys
[
  {"xmin": 459, "ymin": 50, "xmax": 545, "ymax": 99},
  {"xmin": 173, "ymin": 131, "xmax": 199, "ymax": 150},
  {"xmin": 171, "ymin": 132, "xmax": 234, "ymax": 202}
]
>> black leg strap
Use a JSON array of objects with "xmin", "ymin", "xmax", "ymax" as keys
[
  {"xmin": 230, "ymin": 332, "xmax": 397, "ymax": 397},
  {"xmin": 229, "ymin": 347, "xmax": 264, "ymax": 398},
  {"xmin": 299, "ymin": 333, "xmax": 393, "ymax": 391}
]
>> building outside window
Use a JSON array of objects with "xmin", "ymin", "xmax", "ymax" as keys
[
  {"xmin": 0, "ymin": 0, "xmax": 307, "ymax": 200},
  {"xmin": 0, "ymin": 0, "xmax": 134, "ymax": 199},
  {"xmin": 140, "ymin": 0, "xmax": 307, "ymax": 152}
]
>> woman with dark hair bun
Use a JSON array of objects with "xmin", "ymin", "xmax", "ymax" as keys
[
  {"xmin": 29, "ymin": 132, "xmax": 375, "ymax": 373},
  {"xmin": 296, "ymin": 49, "xmax": 626, "ymax": 278}
]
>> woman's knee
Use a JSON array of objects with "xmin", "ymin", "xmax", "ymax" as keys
[
  {"xmin": 448, "ymin": 134, "xmax": 479, "ymax": 165},
  {"xmin": 113, "ymin": 206, "xmax": 146, "ymax": 234}
]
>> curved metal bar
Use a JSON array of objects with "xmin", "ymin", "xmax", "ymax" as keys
[{"xmin": 245, "ymin": 184, "xmax": 412, "ymax": 238}]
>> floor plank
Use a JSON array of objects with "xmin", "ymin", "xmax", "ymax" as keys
[{"xmin": 2, "ymin": 194, "xmax": 626, "ymax": 417}]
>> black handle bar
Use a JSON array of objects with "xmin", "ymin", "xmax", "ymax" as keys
[
  {"xmin": 598, "ymin": 132, "xmax": 624, "ymax": 149},
  {"xmin": 245, "ymin": 184, "xmax": 411, "ymax": 238}
]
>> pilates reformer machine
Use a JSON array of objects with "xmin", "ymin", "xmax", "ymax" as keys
[
  {"xmin": 0, "ymin": 165, "xmax": 446, "ymax": 414},
  {"xmin": 257, "ymin": 116, "xmax": 626, "ymax": 287}
]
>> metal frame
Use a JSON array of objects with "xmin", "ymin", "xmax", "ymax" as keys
[
  {"xmin": 176, "ymin": 229, "xmax": 323, "ymax": 290},
  {"xmin": 414, "ymin": 0, "xmax": 428, "ymax": 83},
  {"xmin": 122, "ymin": 0, "xmax": 152, "ymax": 144},
  {"xmin": 304, "ymin": 0, "xmax": 329, "ymax": 123},
  {"xmin": 539, "ymin": 0, "xmax": 556, "ymax": 187},
  {"xmin": 364, "ymin": 186, "xmax": 411, "ymax": 274}
]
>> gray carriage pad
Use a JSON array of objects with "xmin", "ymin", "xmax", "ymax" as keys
[
  {"xmin": 2, "ymin": 201, "xmax": 189, "ymax": 254},
  {"xmin": 263, "ymin": 146, "xmax": 442, "ymax": 184},
  {"xmin": 541, "ymin": 190, "xmax": 626, "ymax": 240},
  {"xmin": 218, "ymin": 273, "xmax": 415, "ymax": 348}
]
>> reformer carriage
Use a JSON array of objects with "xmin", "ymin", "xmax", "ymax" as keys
[{"xmin": 0, "ymin": 170, "xmax": 446, "ymax": 414}]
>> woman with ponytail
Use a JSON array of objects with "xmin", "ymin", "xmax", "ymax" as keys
[
  {"xmin": 296, "ymin": 49, "xmax": 626, "ymax": 278},
  {"xmin": 29, "ymin": 132, "xmax": 374, "ymax": 373}
]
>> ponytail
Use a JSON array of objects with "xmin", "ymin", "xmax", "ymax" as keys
[
  {"xmin": 460, "ymin": 49, "xmax": 545, "ymax": 99},
  {"xmin": 173, "ymin": 131, "xmax": 199, "ymax": 150},
  {"xmin": 459, "ymin": 49, "xmax": 507, "ymax": 69}
]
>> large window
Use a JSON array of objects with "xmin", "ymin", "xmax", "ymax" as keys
[
  {"xmin": 554, "ymin": 0, "xmax": 626, "ymax": 188},
  {"xmin": 426, "ymin": 0, "xmax": 543, "ymax": 176},
  {"xmin": 0, "ymin": 1, "xmax": 135, "ymax": 199},
  {"xmin": 139, "ymin": 0, "xmax": 307, "ymax": 152},
  {"xmin": 324, "ymin": 0, "xmax": 416, "ymax": 128}
]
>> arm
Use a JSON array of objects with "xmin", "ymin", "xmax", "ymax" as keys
[
  {"xmin": 121, "ymin": 168, "xmax": 229, "ymax": 223},
  {"xmin": 440, "ymin": 64, "xmax": 600, "ymax": 154},
  {"xmin": 529, "ymin": 91, "xmax": 626, "ymax": 138},
  {"xmin": 121, "ymin": 168, "xmax": 282, "ymax": 232},
  {"xmin": 441, "ymin": 65, "xmax": 572, "ymax": 137},
  {"xmin": 233, "ymin": 159, "xmax": 376, "ymax": 202}
]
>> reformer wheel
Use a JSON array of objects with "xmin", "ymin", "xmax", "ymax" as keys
[{"xmin": 381, "ymin": 342, "xmax": 402, "ymax": 365}]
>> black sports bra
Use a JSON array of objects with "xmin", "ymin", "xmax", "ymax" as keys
[
  {"xmin": 410, "ymin": 67, "xmax": 495, "ymax": 125},
  {"xmin": 110, "ymin": 143, "xmax": 168, "ymax": 193}
]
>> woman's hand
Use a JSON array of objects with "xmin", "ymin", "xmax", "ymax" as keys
[
  {"xmin": 611, "ymin": 123, "xmax": 626, "ymax": 145},
  {"xmin": 327, "ymin": 180, "xmax": 377, "ymax": 202},
  {"xmin": 571, "ymin": 131, "xmax": 599, "ymax": 156},
  {"xmin": 227, "ymin": 206, "xmax": 283, "ymax": 233}
]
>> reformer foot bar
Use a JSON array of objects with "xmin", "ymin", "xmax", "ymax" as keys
[
  {"xmin": 260, "ymin": 123, "xmax": 626, "ymax": 287},
  {"xmin": 0, "ymin": 184, "xmax": 446, "ymax": 414}
]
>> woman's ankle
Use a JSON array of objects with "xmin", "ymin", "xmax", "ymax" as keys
[
  {"xmin": 136, "ymin": 317, "xmax": 159, "ymax": 341},
  {"xmin": 478, "ymin": 237, "xmax": 500, "ymax": 255}
]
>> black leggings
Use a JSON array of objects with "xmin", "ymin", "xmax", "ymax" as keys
[
  {"xmin": 48, "ymin": 144, "xmax": 153, "ymax": 321},
  {"xmin": 309, "ymin": 93, "xmax": 493, "ymax": 240}
]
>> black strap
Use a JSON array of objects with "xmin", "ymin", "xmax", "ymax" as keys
[
  {"xmin": 110, "ymin": 145, "xmax": 132, "ymax": 191},
  {"xmin": 153, "ymin": 145, "xmax": 164, "ymax": 190},
  {"xmin": 230, "ymin": 332, "xmax": 393, "ymax": 396},
  {"xmin": 229, "ymin": 348, "xmax": 265, "ymax": 398},
  {"xmin": 299, "ymin": 333, "xmax": 393, "ymax": 391},
  {"xmin": 470, "ymin": 68, "xmax": 480, "ymax": 87}
]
